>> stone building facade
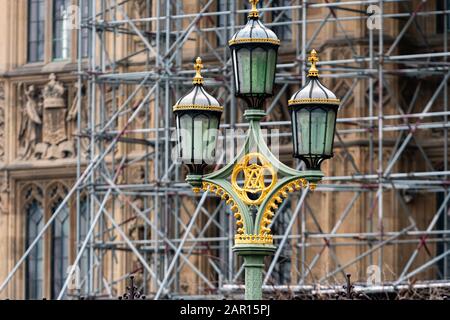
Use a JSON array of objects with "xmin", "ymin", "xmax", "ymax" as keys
[{"xmin": 0, "ymin": 0, "xmax": 447, "ymax": 299}]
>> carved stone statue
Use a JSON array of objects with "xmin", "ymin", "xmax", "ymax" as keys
[
  {"xmin": 67, "ymin": 82, "xmax": 89, "ymax": 156},
  {"xmin": 18, "ymin": 84, "xmax": 42, "ymax": 159},
  {"xmin": 132, "ymin": 0, "xmax": 147, "ymax": 19},
  {"xmin": 40, "ymin": 73, "xmax": 74, "ymax": 159},
  {"xmin": 0, "ymin": 178, "xmax": 8, "ymax": 214},
  {"xmin": 67, "ymin": 82, "xmax": 86, "ymax": 121}
]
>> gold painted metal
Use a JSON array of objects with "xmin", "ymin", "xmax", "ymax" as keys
[
  {"xmin": 248, "ymin": 0, "xmax": 260, "ymax": 18},
  {"xmin": 193, "ymin": 57, "xmax": 204, "ymax": 85},
  {"xmin": 172, "ymin": 104, "xmax": 224, "ymax": 112},
  {"xmin": 259, "ymin": 178, "xmax": 306, "ymax": 235},
  {"xmin": 231, "ymin": 153, "xmax": 277, "ymax": 206},
  {"xmin": 308, "ymin": 49, "xmax": 319, "ymax": 77},
  {"xmin": 202, "ymin": 181, "xmax": 245, "ymax": 234},
  {"xmin": 288, "ymin": 98, "xmax": 341, "ymax": 105},
  {"xmin": 235, "ymin": 234, "xmax": 273, "ymax": 245},
  {"xmin": 192, "ymin": 187, "xmax": 201, "ymax": 193},
  {"xmin": 228, "ymin": 38, "xmax": 281, "ymax": 46}
]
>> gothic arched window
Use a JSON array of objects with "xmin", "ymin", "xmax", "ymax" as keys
[
  {"xmin": 78, "ymin": 197, "xmax": 90, "ymax": 293},
  {"xmin": 24, "ymin": 184, "xmax": 44, "ymax": 300},
  {"xmin": 48, "ymin": 183, "xmax": 70, "ymax": 299}
]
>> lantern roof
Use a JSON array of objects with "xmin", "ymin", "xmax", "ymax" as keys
[
  {"xmin": 173, "ymin": 57, "xmax": 223, "ymax": 113},
  {"xmin": 228, "ymin": 0, "xmax": 280, "ymax": 47},
  {"xmin": 288, "ymin": 50, "xmax": 340, "ymax": 106}
]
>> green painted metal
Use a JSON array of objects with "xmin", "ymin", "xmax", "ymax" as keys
[
  {"xmin": 188, "ymin": 109, "xmax": 324, "ymax": 300},
  {"xmin": 233, "ymin": 245, "xmax": 276, "ymax": 300}
]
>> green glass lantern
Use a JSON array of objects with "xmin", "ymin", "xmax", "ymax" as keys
[
  {"xmin": 173, "ymin": 57, "xmax": 223, "ymax": 177},
  {"xmin": 229, "ymin": 0, "xmax": 280, "ymax": 109},
  {"xmin": 288, "ymin": 50, "xmax": 340, "ymax": 170}
]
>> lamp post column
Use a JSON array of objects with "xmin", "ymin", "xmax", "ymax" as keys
[
  {"xmin": 243, "ymin": 255, "xmax": 265, "ymax": 300},
  {"xmin": 233, "ymin": 245, "xmax": 276, "ymax": 300}
]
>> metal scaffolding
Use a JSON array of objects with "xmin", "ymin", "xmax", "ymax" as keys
[{"xmin": 2, "ymin": 0, "xmax": 450, "ymax": 299}]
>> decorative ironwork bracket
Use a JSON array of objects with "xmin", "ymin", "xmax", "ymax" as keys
[{"xmin": 186, "ymin": 109, "xmax": 323, "ymax": 247}]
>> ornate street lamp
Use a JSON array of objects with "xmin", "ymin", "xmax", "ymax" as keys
[
  {"xmin": 229, "ymin": 0, "xmax": 280, "ymax": 109},
  {"xmin": 288, "ymin": 50, "xmax": 340, "ymax": 170},
  {"xmin": 173, "ymin": 57, "xmax": 223, "ymax": 188},
  {"xmin": 173, "ymin": 2, "xmax": 339, "ymax": 300}
]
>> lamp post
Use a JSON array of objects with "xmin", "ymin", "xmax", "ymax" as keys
[{"xmin": 173, "ymin": 1, "xmax": 340, "ymax": 300}]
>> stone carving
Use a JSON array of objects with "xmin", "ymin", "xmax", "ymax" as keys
[
  {"xmin": 0, "ymin": 176, "xmax": 8, "ymax": 214},
  {"xmin": 129, "ymin": 197, "xmax": 151, "ymax": 241},
  {"xmin": 0, "ymin": 83, "xmax": 4, "ymax": 161},
  {"xmin": 132, "ymin": 0, "xmax": 148, "ymax": 19},
  {"xmin": 18, "ymin": 84, "xmax": 43, "ymax": 160},
  {"xmin": 47, "ymin": 182, "xmax": 69, "ymax": 204},
  {"xmin": 133, "ymin": 90, "xmax": 148, "ymax": 125},
  {"xmin": 67, "ymin": 82, "xmax": 89, "ymax": 156},
  {"xmin": 39, "ymin": 73, "xmax": 74, "ymax": 159},
  {"xmin": 67, "ymin": 85, "xmax": 78, "ymax": 122},
  {"xmin": 0, "ymin": 191, "xmax": 8, "ymax": 214},
  {"xmin": 18, "ymin": 74, "xmax": 76, "ymax": 160},
  {"xmin": 105, "ymin": 85, "xmax": 118, "ymax": 121},
  {"xmin": 131, "ymin": 165, "xmax": 146, "ymax": 184}
]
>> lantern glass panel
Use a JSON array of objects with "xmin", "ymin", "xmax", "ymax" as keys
[
  {"xmin": 295, "ymin": 108, "xmax": 310, "ymax": 155},
  {"xmin": 176, "ymin": 116, "xmax": 181, "ymax": 159},
  {"xmin": 179, "ymin": 114, "xmax": 193, "ymax": 162},
  {"xmin": 233, "ymin": 49, "xmax": 239, "ymax": 89},
  {"xmin": 251, "ymin": 47, "xmax": 267, "ymax": 93},
  {"xmin": 324, "ymin": 110, "xmax": 337, "ymax": 155},
  {"xmin": 291, "ymin": 110, "xmax": 298, "ymax": 154},
  {"xmin": 310, "ymin": 108, "xmax": 327, "ymax": 155},
  {"xmin": 193, "ymin": 114, "xmax": 209, "ymax": 163},
  {"xmin": 265, "ymin": 48, "xmax": 277, "ymax": 94},
  {"xmin": 237, "ymin": 48, "xmax": 251, "ymax": 93},
  {"xmin": 204, "ymin": 116, "xmax": 219, "ymax": 164}
]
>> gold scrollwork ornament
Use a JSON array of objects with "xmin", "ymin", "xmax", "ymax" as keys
[{"xmin": 231, "ymin": 153, "xmax": 277, "ymax": 206}]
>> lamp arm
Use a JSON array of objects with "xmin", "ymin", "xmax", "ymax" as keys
[
  {"xmin": 249, "ymin": 117, "xmax": 301, "ymax": 177},
  {"xmin": 253, "ymin": 175, "xmax": 309, "ymax": 234},
  {"xmin": 203, "ymin": 127, "xmax": 252, "ymax": 181},
  {"xmin": 248, "ymin": 113, "xmax": 324, "ymax": 234},
  {"xmin": 196, "ymin": 109, "xmax": 324, "ymax": 237},
  {"xmin": 201, "ymin": 178, "xmax": 253, "ymax": 235},
  {"xmin": 199, "ymin": 126, "xmax": 255, "ymax": 235}
]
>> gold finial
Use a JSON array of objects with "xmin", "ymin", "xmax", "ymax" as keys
[
  {"xmin": 193, "ymin": 57, "xmax": 204, "ymax": 85},
  {"xmin": 308, "ymin": 49, "xmax": 319, "ymax": 77},
  {"xmin": 249, "ymin": 0, "xmax": 260, "ymax": 18}
]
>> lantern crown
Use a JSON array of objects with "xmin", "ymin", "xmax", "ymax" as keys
[
  {"xmin": 289, "ymin": 50, "xmax": 340, "ymax": 106},
  {"xmin": 228, "ymin": 2, "xmax": 280, "ymax": 108},
  {"xmin": 173, "ymin": 57, "xmax": 223, "ymax": 113},
  {"xmin": 308, "ymin": 49, "xmax": 319, "ymax": 77},
  {"xmin": 172, "ymin": 58, "xmax": 223, "ymax": 178},
  {"xmin": 249, "ymin": 0, "xmax": 260, "ymax": 19},
  {"xmin": 193, "ymin": 57, "xmax": 204, "ymax": 85},
  {"xmin": 228, "ymin": 2, "xmax": 280, "ymax": 47},
  {"xmin": 288, "ymin": 50, "xmax": 340, "ymax": 171}
]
